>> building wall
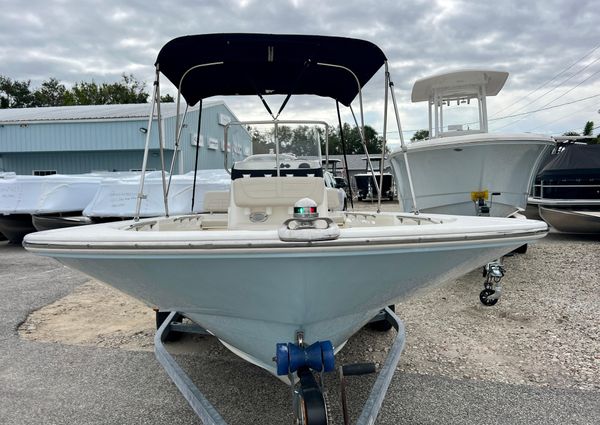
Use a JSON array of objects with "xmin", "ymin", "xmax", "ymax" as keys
[
  {"xmin": 0, "ymin": 102, "xmax": 251, "ymax": 175},
  {"xmin": 0, "ymin": 150, "xmax": 170, "ymax": 175},
  {"xmin": 0, "ymin": 119, "xmax": 160, "ymax": 152},
  {"xmin": 164, "ymin": 103, "xmax": 251, "ymax": 173}
]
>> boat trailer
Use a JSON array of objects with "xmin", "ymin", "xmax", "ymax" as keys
[{"xmin": 155, "ymin": 307, "xmax": 406, "ymax": 424}]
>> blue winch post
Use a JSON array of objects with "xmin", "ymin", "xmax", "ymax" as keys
[{"xmin": 154, "ymin": 311, "xmax": 227, "ymax": 425}]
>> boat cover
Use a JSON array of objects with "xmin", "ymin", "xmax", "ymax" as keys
[
  {"xmin": 156, "ymin": 33, "xmax": 387, "ymax": 107},
  {"xmin": 83, "ymin": 169, "xmax": 231, "ymax": 217},
  {"xmin": 537, "ymin": 144, "xmax": 600, "ymax": 179}
]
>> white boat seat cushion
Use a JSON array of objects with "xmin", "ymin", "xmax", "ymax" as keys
[
  {"xmin": 233, "ymin": 177, "xmax": 325, "ymax": 207},
  {"xmin": 203, "ymin": 190, "xmax": 230, "ymax": 213}
]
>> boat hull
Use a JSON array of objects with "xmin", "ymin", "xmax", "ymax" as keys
[
  {"xmin": 391, "ymin": 134, "xmax": 555, "ymax": 217},
  {"xmin": 32, "ymin": 214, "xmax": 93, "ymax": 232},
  {"xmin": 0, "ymin": 214, "xmax": 36, "ymax": 243},
  {"xmin": 24, "ymin": 213, "xmax": 547, "ymax": 376},
  {"xmin": 539, "ymin": 207, "xmax": 600, "ymax": 234}
]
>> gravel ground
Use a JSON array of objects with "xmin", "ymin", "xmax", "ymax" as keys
[{"xmin": 396, "ymin": 236, "xmax": 600, "ymax": 391}]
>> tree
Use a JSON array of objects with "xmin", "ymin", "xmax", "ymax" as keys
[
  {"xmin": 325, "ymin": 123, "xmax": 384, "ymax": 155},
  {"xmin": 160, "ymin": 93, "xmax": 175, "ymax": 103},
  {"xmin": 0, "ymin": 73, "xmax": 150, "ymax": 108},
  {"xmin": 250, "ymin": 126, "xmax": 274, "ymax": 154},
  {"xmin": 0, "ymin": 76, "xmax": 34, "ymax": 108},
  {"xmin": 67, "ymin": 74, "xmax": 148, "ymax": 105},
  {"xmin": 250, "ymin": 125, "xmax": 321, "ymax": 156},
  {"xmin": 410, "ymin": 129, "xmax": 429, "ymax": 142},
  {"xmin": 562, "ymin": 131, "xmax": 580, "ymax": 136},
  {"xmin": 32, "ymin": 78, "xmax": 68, "ymax": 107}
]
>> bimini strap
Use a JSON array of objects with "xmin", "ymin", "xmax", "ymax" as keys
[
  {"xmin": 273, "ymin": 59, "xmax": 312, "ymax": 120},
  {"xmin": 253, "ymin": 60, "xmax": 313, "ymax": 120},
  {"xmin": 257, "ymin": 93, "xmax": 276, "ymax": 119}
]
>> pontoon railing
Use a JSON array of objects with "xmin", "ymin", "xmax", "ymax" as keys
[{"xmin": 531, "ymin": 182, "xmax": 600, "ymax": 199}]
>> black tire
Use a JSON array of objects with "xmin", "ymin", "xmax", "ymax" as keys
[
  {"xmin": 513, "ymin": 244, "xmax": 528, "ymax": 254},
  {"xmin": 367, "ymin": 305, "xmax": 395, "ymax": 332},
  {"xmin": 479, "ymin": 289, "xmax": 499, "ymax": 306},
  {"xmin": 297, "ymin": 367, "xmax": 328, "ymax": 425}
]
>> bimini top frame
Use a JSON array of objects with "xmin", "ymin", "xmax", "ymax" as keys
[{"xmin": 135, "ymin": 33, "xmax": 418, "ymax": 218}]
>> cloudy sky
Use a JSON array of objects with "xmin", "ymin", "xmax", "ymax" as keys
[{"xmin": 1, "ymin": 0, "xmax": 599, "ymax": 146}]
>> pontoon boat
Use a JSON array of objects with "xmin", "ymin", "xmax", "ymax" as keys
[{"xmin": 530, "ymin": 142, "xmax": 600, "ymax": 233}]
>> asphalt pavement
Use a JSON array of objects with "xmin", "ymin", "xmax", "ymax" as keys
[{"xmin": 0, "ymin": 241, "xmax": 598, "ymax": 424}]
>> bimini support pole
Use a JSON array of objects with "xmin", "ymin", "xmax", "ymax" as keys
[
  {"xmin": 378, "ymin": 63, "xmax": 391, "ymax": 213},
  {"xmin": 155, "ymin": 74, "xmax": 170, "ymax": 218},
  {"xmin": 317, "ymin": 62, "xmax": 382, "ymax": 204},
  {"xmin": 389, "ymin": 74, "xmax": 419, "ymax": 214},
  {"xmin": 166, "ymin": 104, "xmax": 189, "ymax": 194},
  {"xmin": 135, "ymin": 67, "xmax": 159, "ymax": 221}
]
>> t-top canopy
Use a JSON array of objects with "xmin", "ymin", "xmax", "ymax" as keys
[
  {"xmin": 411, "ymin": 70, "xmax": 509, "ymax": 103},
  {"xmin": 156, "ymin": 33, "xmax": 387, "ymax": 107}
]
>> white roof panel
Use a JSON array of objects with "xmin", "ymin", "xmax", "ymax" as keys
[{"xmin": 0, "ymin": 100, "xmax": 223, "ymax": 123}]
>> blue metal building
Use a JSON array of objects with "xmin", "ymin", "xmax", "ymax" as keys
[{"xmin": 0, "ymin": 101, "xmax": 251, "ymax": 175}]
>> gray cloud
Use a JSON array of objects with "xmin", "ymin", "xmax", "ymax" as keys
[{"xmin": 1, "ymin": 0, "xmax": 598, "ymax": 138}]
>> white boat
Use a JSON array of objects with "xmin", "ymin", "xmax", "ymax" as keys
[
  {"xmin": 83, "ymin": 169, "xmax": 231, "ymax": 219},
  {"xmin": 23, "ymin": 34, "xmax": 548, "ymax": 422},
  {"xmin": 354, "ymin": 157, "xmax": 395, "ymax": 201},
  {"xmin": 0, "ymin": 172, "xmax": 111, "ymax": 242},
  {"xmin": 390, "ymin": 70, "xmax": 555, "ymax": 217}
]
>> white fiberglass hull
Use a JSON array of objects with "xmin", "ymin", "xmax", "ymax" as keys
[
  {"xmin": 24, "ymin": 212, "xmax": 547, "ymax": 377},
  {"xmin": 391, "ymin": 134, "xmax": 555, "ymax": 217}
]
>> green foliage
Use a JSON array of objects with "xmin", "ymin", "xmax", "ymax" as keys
[
  {"xmin": 410, "ymin": 129, "xmax": 429, "ymax": 142},
  {"xmin": 67, "ymin": 74, "xmax": 148, "ymax": 105},
  {"xmin": 0, "ymin": 74, "xmax": 148, "ymax": 108},
  {"xmin": 0, "ymin": 76, "xmax": 34, "ymax": 108},
  {"xmin": 325, "ymin": 123, "xmax": 384, "ymax": 154},
  {"xmin": 160, "ymin": 93, "xmax": 175, "ymax": 103},
  {"xmin": 562, "ymin": 121, "xmax": 600, "ymax": 144},
  {"xmin": 32, "ymin": 78, "xmax": 68, "ymax": 107},
  {"xmin": 251, "ymin": 125, "xmax": 321, "ymax": 157}
]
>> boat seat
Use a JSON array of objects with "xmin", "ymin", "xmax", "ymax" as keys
[
  {"xmin": 326, "ymin": 187, "xmax": 341, "ymax": 210},
  {"xmin": 229, "ymin": 176, "xmax": 328, "ymax": 229},
  {"xmin": 203, "ymin": 191, "xmax": 230, "ymax": 213},
  {"xmin": 233, "ymin": 176, "xmax": 325, "ymax": 207}
]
